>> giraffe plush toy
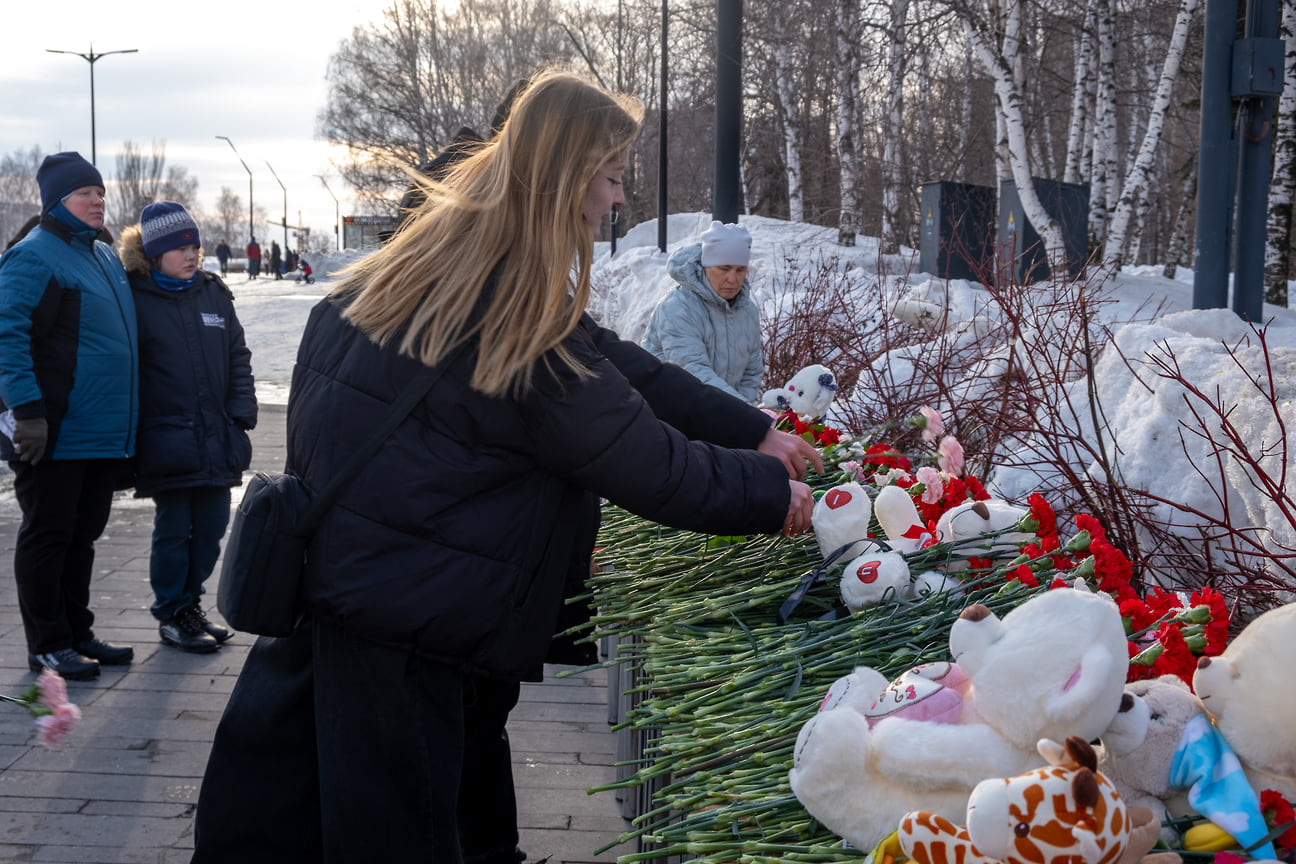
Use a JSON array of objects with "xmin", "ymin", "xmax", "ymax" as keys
[{"xmin": 899, "ymin": 736, "xmax": 1149, "ymax": 864}]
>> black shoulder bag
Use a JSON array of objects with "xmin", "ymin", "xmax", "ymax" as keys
[{"xmin": 217, "ymin": 351, "xmax": 461, "ymax": 637}]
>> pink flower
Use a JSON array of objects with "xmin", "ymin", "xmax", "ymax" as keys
[
  {"xmin": 919, "ymin": 406, "xmax": 944, "ymax": 443},
  {"xmin": 915, "ymin": 466, "xmax": 943, "ymax": 504},
  {"xmin": 35, "ymin": 668, "xmax": 68, "ymax": 711},
  {"xmin": 937, "ymin": 435, "xmax": 965, "ymax": 476},
  {"xmin": 36, "ymin": 703, "xmax": 80, "ymax": 749}
]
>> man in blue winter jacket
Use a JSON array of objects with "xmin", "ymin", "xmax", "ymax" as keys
[{"xmin": 0, "ymin": 151, "xmax": 139, "ymax": 681}]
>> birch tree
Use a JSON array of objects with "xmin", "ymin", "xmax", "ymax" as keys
[
  {"xmin": 959, "ymin": 0, "xmax": 1067, "ymax": 261},
  {"xmin": 880, "ymin": 0, "xmax": 911, "ymax": 254},
  {"xmin": 1063, "ymin": 0, "xmax": 1096, "ymax": 184},
  {"xmin": 1088, "ymin": 0, "xmax": 1118, "ymax": 252},
  {"xmin": 1103, "ymin": 0, "xmax": 1200, "ymax": 264},
  {"xmin": 1264, "ymin": 0, "xmax": 1296, "ymax": 304},
  {"xmin": 771, "ymin": 0, "xmax": 809, "ymax": 224},
  {"xmin": 836, "ymin": 0, "xmax": 864, "ymax": 244}
]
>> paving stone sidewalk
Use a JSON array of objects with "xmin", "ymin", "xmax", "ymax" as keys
[{"xmin": 0, "ymin": 405, "xmax": 632, "ymax": 863}]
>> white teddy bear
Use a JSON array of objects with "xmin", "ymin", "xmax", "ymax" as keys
[
  {"xmin": 1193, "ymin": 602, "xmax": 1296, "ymax": 802},
  {"xmin": 762, "ymin": 364, "xmax": 839, "ymax": 419},
  {"xmin": 788, "ymin": 584, "xmax": 1130, "ymax": 851}
]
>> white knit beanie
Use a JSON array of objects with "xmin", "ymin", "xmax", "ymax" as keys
[{"xmin": 699, "ymin": 220, "xmax": 752, "ymax": 267}]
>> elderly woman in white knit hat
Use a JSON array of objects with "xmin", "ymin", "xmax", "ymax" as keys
[{"xmin": 641, "ymin": 220, "xmax": 764, "ymax": 404}]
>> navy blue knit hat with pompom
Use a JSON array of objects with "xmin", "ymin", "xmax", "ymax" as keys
[
  {"xmin": 37, "ymin": 152, "xmax": 104, "ymax": 214},
  {"xmin": 140, "ymin": 201, "xmax": 201, "ymax": 258}
]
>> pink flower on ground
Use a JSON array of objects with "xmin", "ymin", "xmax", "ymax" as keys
[
  {"xmin": 36, "ymin": 703, "xmax": 80, "ymax": 749},
  {"xmin": 937, "ymin": 435, "xmax": 965, "ymax": 476},
  {"xmin": 35, "ymin": 668, "xmax": 68, "ymax": 711},
  {"xmin": 919, "ymin": 406, "xmax": 944, "ymax": 443},
  {"xmin": 915, "ymin": 466, "xmax": 943, "ymax": 504}
]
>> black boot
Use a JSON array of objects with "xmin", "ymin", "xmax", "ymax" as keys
[{"xmin": 160, "ymin": 606, "xmax": 221, "ymax": 653}]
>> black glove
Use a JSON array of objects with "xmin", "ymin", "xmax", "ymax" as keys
[{"xmin": 12, "ymin": 417, "xmax": 48, "ymax": 464}]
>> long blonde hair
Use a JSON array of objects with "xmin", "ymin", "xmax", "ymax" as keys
[{"xmin": 338, "ymin": 69, "xmax": 643, "ymax": 397}]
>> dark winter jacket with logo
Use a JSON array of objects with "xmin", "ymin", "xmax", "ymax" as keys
[
  {"xmin": 120, "ymin": 228, "xmax": 257, "ymax": 496},
  {"xmin": 0, "ymin": 214, "xmax": 138, "ymax": 461},
  {"xmin": 286, "ymin": 293, "xmax": 788, "ymax": 679}
]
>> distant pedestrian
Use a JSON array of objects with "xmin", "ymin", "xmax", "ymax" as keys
[
  {"xmin": 0, "ymin": 151, "xmax": 139, "ymax": 681},
  {"xmin": 269, "ymin": 241, "xmax": 282, "ymax": 281},
  {"xmin": 121, "ymin": 202, "xmax": 257, "ymax": 654},
  {"xmin": 215, "ymin": 238, "xmax": 231, "ymax": 276},
  {"xmin": 246, "ymin": 237, "xmax": 261, "ymax": 280}
]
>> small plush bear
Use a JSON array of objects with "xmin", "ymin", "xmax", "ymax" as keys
[
  {"xmin": 1095, "ymin": 676, "xmax": 1200, "ymax": 842},
  {"xmin": 762, "ymin": 364, "xmax": 839, "ymax": 419},
  {"xmin": 1099, "ymin": 673, "xmax": 1278, "ymax": 859}
]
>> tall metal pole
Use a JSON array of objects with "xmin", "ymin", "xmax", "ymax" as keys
[
  {"xmin": 216, "ymin": 136, "xmax": 254, "ymax": 244},
  {"xmin": 265, "ymin": 161, "xmax": 289, "ymax": 258},
  {"xmin": 658, "ymin": 0, "xmax": 669, "ymax": 253},
  {"xmin": 713, "ymin": 0, "xmax": 743, "ymax": 223},
  {"xmin": 1192, "ymin": 0, "xmax": 1236, "ymax": 311},
  {"xmin": 1231, "ymin": 0, "xmax": 1283, "ymax": 322},
  {"xmin": 46, "ymin": 44, "xmax": 138, "ymax": 166},
  {"xmin": 314, "ymin": 174, "xmax": 341, "ymax": 251}
]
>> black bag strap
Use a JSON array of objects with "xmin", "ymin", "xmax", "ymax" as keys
[{"xmin": 294, "ymin": 343, "xmax": 468, "ymax": 535}]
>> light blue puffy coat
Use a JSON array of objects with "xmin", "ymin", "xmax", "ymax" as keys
[{"xmin": 640, "ymin": 242, "xmax": 763, "ymax": 403}]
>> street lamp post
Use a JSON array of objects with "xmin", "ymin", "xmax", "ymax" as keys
[
  {"xmin": 46, "ymin": 44, "xmax": 138, "ymax": 166},
  {"xmin": 265, "ymin": 161, "xmax": 289, "ymax": 257},
  {"xmin": 314, "ymin": 174, "xmax": 341, "ymax": 251},
  {"xmin": 216, "ymin": 136, "xmax": 253, "ymax": 245}
]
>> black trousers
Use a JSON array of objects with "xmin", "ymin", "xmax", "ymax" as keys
[
  {"xmin": 460, "ymin": 677, "xmax": 524, "ymax": 864},
  {"xmin": 12, "ymin": 458, "xmax": 119, "ymax": 653},
  {"xmin": 192, "ymin": 619, "xmax": 466, "ymax": 863}
]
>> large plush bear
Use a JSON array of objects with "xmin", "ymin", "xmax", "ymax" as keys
[{"xmin": 788, "ymin": 584, "xmax": 1129, "ymax": 850}]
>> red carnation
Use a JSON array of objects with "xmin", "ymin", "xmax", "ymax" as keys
[
  {"xmin": 1027, "ymin": 492, "xmax": 1058, "ymax": 540},
  {"xmin": 1151, "ymin": 623, "xmax": 1196, "ymax": 686},
  {"xmin": 1008, "ymin": 564, "xmax": 1039, "ymax": 588},
  {"xmin": 1189, "ymin": 586, "xmax": 1231, "ymax": 656},
  {"xmin": 1260, "ymin": 790, "xmax": 1296, "ymax": 851}
]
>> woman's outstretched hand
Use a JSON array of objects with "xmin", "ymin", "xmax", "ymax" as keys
[
  {"xmin": 758, "ymin": 426, "xmax": 825, "ymax": 480},
  {"xmin": 783, "ymin": 480, "xmax": 815, "ymax": 537}
]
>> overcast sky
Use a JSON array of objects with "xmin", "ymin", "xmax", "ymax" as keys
[{"xmin": 2, "ymin": 0, "xmax": 395, "ymax": 249}]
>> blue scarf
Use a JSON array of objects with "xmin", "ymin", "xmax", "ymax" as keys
[
  {"xmin": 49, "ymin": 201, "xmax": 101, "ymax": 242},
  {"xmin": 150, "ymin": 268, "xmax": 199, "ymax": 292},
  {"xmin": 1170, "ymin": 713, "xmax": 1277, "ymax": 859}
]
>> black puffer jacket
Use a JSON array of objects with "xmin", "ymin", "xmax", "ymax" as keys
[
  {"xmin": 122, "ymin": 228, "xmax": 257, "ymax": 496},
  {"xmin": 287, "ymin": 296, "xmax": 789, "ymax": 678}
]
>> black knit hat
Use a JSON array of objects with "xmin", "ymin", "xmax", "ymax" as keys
[{"xmin": 37, "ymin": 152, "xmax": 104, "ymax": 214}]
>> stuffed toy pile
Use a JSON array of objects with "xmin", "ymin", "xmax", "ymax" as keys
[
  {"xmin": 788, "ymin": 583, "xmax": 1130, "ymax": 850},
  {"xmin": 809, "ymin": 481, "xmax": 1030, "ymax": 613}
]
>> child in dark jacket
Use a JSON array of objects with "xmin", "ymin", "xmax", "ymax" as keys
[{"xmin": 122, "ymin": 202, "xmax": 258, "ymax": 653}]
